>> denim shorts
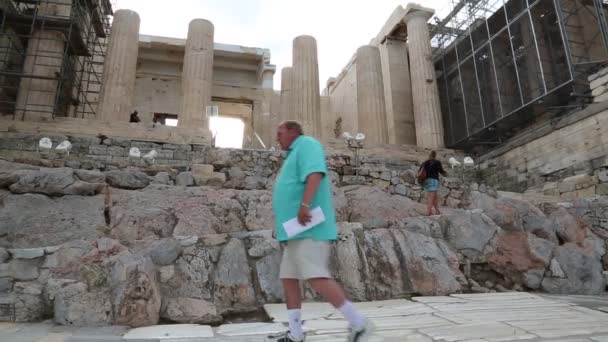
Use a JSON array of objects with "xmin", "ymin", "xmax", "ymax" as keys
[{"xmin": 424, "ymin": 178, "xmax": 440, "ymax": 192}]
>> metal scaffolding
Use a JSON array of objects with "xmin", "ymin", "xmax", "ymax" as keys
[
  {"xmin": 0, "ymin": 0, "xmax": 113, "ymax": 120},
  {"xmin": 431, "ymin": 0, "xmax": 608, "ymax": 150}
]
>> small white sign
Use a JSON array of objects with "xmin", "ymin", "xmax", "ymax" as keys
[{"xmin": 282, "ymin": 207, "xmax": 326, "ymax": 238}]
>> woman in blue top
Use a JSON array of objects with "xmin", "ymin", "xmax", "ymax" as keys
[{"xmin": 419, "ymin": 151, "xmax": 447, "ymax": 216}]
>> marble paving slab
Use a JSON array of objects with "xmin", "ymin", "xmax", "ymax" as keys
[
  {"xmin": 418, "ymin": 322, "xmax": 537, "ymax": 342},
  {"xmin": 122, "ymin": 324, "xmax": 214, "ymax": 339},
  {"xmin": 215, "ymin": 322, "xmax": 287, "ymax": 336},
  {"xmin": 264, "ymin": 303, "xmax": 335, "ymax": 323}
]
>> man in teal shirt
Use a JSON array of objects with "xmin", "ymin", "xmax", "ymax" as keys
[{"xmin": 271, "ymin": 121, "xmax": 373, "ymax": 342}]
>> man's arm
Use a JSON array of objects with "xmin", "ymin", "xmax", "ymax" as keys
[{"xmin": 297, "ymin": 172, "xmax": 323, "ymax": 224}]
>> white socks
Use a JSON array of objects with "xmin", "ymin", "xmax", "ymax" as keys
[
  {"xmin": 287, "ymin": 309, "xmax": 304, "ymax": 340},
  {"xmin": 339, "ymin": 301, "xmax": 366, "ymax": 331}
]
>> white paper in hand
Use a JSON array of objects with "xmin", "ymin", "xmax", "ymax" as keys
[{"xmin": 282, "ymin": 207, "xmax": 326, "ymax": 238}]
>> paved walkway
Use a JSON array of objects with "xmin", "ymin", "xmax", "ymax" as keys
[{"xmin": 1, "ymin": 292, "xmax": 608, "ymax": 341}]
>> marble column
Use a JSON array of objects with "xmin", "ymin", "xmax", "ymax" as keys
[
  {"xmin": 405, "ymin": 8, "xmax": 445, "ymax": 149},
  {"xmin": 97, "ymin": 9, "xmax": 140, "ymax": 122},
  {"xmin": 279, "ymin": 67, "xmax": 293, "ymax": 122},
  {"xmin": 379, "ymin": 37, "xmax": 415, "ymax": 145},
  {"xmin": 179, "ymin": 19, "xmax": 214, "ymax": 130},
  {"xmin": 356, "ymin": 45, "xmax": 389, "ymax": 145},
  {"xmin": 292, "ymin": 35, "xmax": 321, "ymax": 137}
]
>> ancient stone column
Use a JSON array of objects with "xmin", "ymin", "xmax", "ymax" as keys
[
  {"xmin": 179, "ymin": 19, "xmax": 214, "ymax": 130},
  {"xmin": 405, "ymin": 8, "xmax": 445, "ymax": 149},
  {"xmin": 292, "ymin": 36, "xmax": 321, "ymax": 137},
  {"xmin": 15, "ymin": 31, "xmax": 65, "ymax": 120},
  {"xmin": 97, "ymin": 9, "xmax": 140, "ymax": 122},
  {"xmin": 356, "ymin": 45, "xmax": 389, "ymax": 145},
  {"xmin": 379, "ymin": 38, "xmax": 415, "ymax": 145},
  {"xmin": 279, "ymin": 67, "xmax": 293, "ymax": 122}
]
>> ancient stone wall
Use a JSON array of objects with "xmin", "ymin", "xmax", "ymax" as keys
[{"xmin": 479, "ymin": 103, "xmax": 608, "ymax": 197}]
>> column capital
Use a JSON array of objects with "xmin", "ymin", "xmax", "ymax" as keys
[{"xmin": 403, "ymin": 4, "xmax": 434, "ymax": 24}]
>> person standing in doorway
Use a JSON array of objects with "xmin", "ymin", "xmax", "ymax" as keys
[
  {"xmin": 419, "ymin": 150, "xmax": 447, "ymax": 216},
  {"xmin": 271, "ymin": 121, "xmax": 373, "ymax": 342}
]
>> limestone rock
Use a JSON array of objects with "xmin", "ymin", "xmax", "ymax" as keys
[
  {"xmin": 14, "ymin": 282, "xmax": 45, "ymax": 322},
  {"xmin": 161, "ymin": 297, "xmax": 221, "ymax": 324},
  {"xmin": 0, "ymin": 172, "xmax": 18, "ymax": 188},
  {"xmin": 105, "ymin": 170, "xmax": 150, "ymax": 189},
  {"xmin": 392, "ymin": 229, "xmax": 463, "ymax": 295},
  {"xmin": 439, "ymin": 210, "xmax": 501, "ymax": 260},
  {"xmin": 345, "ymin": 186, "xmax": 423, "ymax": 228},
  {"xmin": 110, "ymin": 253, "xmax": 161, "ymax": 327},
  {"xmin": 0, "ymin": 248, "xmax": 8, "ymax": 263},
  {"xmin": 111, "ymin": 207, "xmax": 177, "ymax": 241},
  {"xmin": 54, "ymin": 282, "xmax": 113, "ymax": 326},
  {"xmin": 255, "ymin": 249, "xmax": 283, "ymax": 302},
  {"xmin": 175, "ymin": 172, "xmax": 194, "ymax": 187},
  {"xmin": 191, "ymin": 164, "xmax": 214, "ymax": 185},
  {"xmin": 214, "ymin": 239, "xmax": 256, "ymax": 312},
  {"xmin": 65, "ymin": 181, "xmax": 104, "ymax": 196},
  {"xmin": 74, "ymin": 169, "xmax": 106, "ymax": 183},
  {"xmin": 392, "ymin": 216, "xmax": 444, "ymax": 239},
  {"xmin": 0, "ymin": 277, "xmax": 13, "ymax": 292},
  {"xmin": 158, "ymin": 265, "xmax": 175, "ymax": 283},
  {"xmin": 362, "ymin": 229, "xmax": 406, "ymax": 299},
  {"xmin": 146, "ymin": 239, "xmax": 182, "ymax": 266},
  {"xmin": 9, "ymin": 168, "xmax": 75, "ymax": 196},
  {"xmin": 541, "ymin": 242, "xmax": 606, "ymax": 294},
  {"xmin": 8, "ymin": 248, "xmax": 44, "ymax": 259},
  {"xmin": 332, "ymin": 226, "xmax": 367, "ymax": 301},
  {"xmin": 152, "ymin": 172, "xmax": 172, "ymax": 185},
  {"xmin": 547, "ymin": 207, "xmax": 588, "ymax": 244},
  {"xmin": 0, "ymin": 194, "xmax": 104, "ymax": 248},
  {"xmin": 238, "ymin": 191, "xmax": 274, "ymax": 231},
  {"xmin": 171, "ymin": 246, "xmax": 215, "ymax": 300},
  {"xmin": 9, "ymin": 258, "xmax": 39, "ymax": 280},
  {"xmin": 487, "ymin": 232, "xmax": 554, "ymax": 284}
]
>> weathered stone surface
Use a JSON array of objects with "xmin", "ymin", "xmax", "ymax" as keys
[
  {"xmin": 332, "ymin": 226, "xmax": 367, "ymax": 301},
  {"xmin": 170, "ymin": 246, "xmax": 215, "ymax": 300},
  {"xmin": 14, "ymin": 282, "xmax": 45, "ymax": 322},
  {"xmin": 158, "ymin": 265, "xmax": 175, "ymax": 284},
  {"xmin": 105, "ymin": 170, "xmax": 150, "ymax": 189},
  {"xmin": 439, "ymin": 210, "xmax": 501, "ymax": 260},
  {"xmin": 110, "ymin": 253, "xmax": 161, "ymax": 327},
  {"xmin": 9, "ymin": 258, "xmax": 39, "ymax": 280},
  {"xmin": 345, "ymin": 186, "xmax": 423, "ymax": 228},
  {"xmin": 392, "ymin": 229, "xmax": 463, "ymax": 295},
  {"xmin": 541, "ymin": 242, "xmax": 606, "ymax": 294},
  {"xmin": 110, "ymin": 207, "xmax": 177, "ymax": 241},
  {"xmin": 8, "ymin": 248, "xmax": 44, "ymax": 259},
  {"xmin": 487, "ymin": 232, "xmax": 555, "ymax": 284},
  {"xmin": 0, "ymin": 248, "xmax": 8, "ymax": 263},
  {"xmin": 161, "ymin": 297, "xmax": 221, "ymax": 324},
  {"xmin": 54, "ymin": 282, "xmax": 113, "ymax": 326},
  {"xmin": 362, "ymin": 229, "xmax": 406, "ymax": 298},
  {"xmin": 392, "ymin": 216, "xmax": 444, "ymax": 239},
  {"xmin": 74, "ymin": 169, "xmax": 105, "ymax": 183},
  {"xmin": 547, "ymin": 207, "xmax": 588, "ymax": 244},
  {"xmin": 192, "ymin": 164, "xmax": 214, "ymax": 185},
  {"xmin": 42, "ymin": 240, "xmax": 90, "ymax": 271},
  {"xmin": 0, "ymin": 172, "xmax": 18, "ymax": 188},
  {"xmin": 152, "ymin": 172, "xmax": 172, "ymax": 185},
  {"xmin": 65, "ymin": 181, "xmax": 104, "ymax": 196},
  {"xmin": 175, "ymin": 172, "xmax": 194, "ymax": 187},
  {"xmin": 0, "ymin": 277, "xmax": 13, "ymax": 292},
  {"xmin": 9, "ymin": 168, "xmax": 75, "ymax": 196},
  {"xmin": 214, "ymin": 239, "xmax": 256, "ymax": 312},
  {"xmin": 146, "ymin": 239, "xmax": 182, "ymax": 266}
]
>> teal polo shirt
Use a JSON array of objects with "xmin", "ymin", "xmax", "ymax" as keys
[{"xmin": 272, "ymin": 135, "xmax": 337, "ymax": 242}]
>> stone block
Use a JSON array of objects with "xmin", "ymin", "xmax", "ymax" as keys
[
  {"xmin": 157, "ymin": 150, "xmax": 174, "ymax": 159},
  {"xmin": 0, "ymin": 249, "xmax": 8, "ymax": 263},
  {"xmin": 598, "ymin": 170, "xmax": 608, "ymax": 183},
  {"xmin": 192, "ymin": 164, "xmax": 215, "ymax": 185},
  {"xmin": 107, "ymin": 146, "xmax": 125, "ymax": 157},
  {"xmin": 173, "ymin": 150, "xmax": 189, "ymax": 160},
  {"xmin": 9, "ymin": 259, "xmax": 39, "ymax": 280},
  {"xmin": 88, "ymin": 145, "xmax": 107, "ymax": 155},
  {"xmin": 597, "ymin": 183, "xmax": 608, "ymax": 196},
  {"xmin": 594, "ymin": 92, "xmax": 608, "ymax": 103},
  {"xmin": 592, "ymin": 85, "xmax": 608, "ymax": 97},
  {"xmin": 590, "ymin": 73, "xmax": 608, "ymax": 90},
  {"xmin": 176, "ymin": 172, "xmax": 194, "ymax": 187},
  {"xmin": 8, "ymin": 248, "xmax": 44, "ymax": 259}
]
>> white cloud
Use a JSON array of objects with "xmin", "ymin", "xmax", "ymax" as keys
[{"xmin": 114, "ymin": 0, "xmax": 445, "ymax": 90}]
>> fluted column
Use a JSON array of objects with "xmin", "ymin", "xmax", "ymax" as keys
[
  {"xmin": 279, "ymin": 67, "xmax": 293, "ymax": 122},
  {"xmin": 179, "ymin": 19, "xmax": 214, "ymax": 130},
  {"xmin": 97, "ymin": 9, "xmax": 140, "ymax": 122},
  {"xmin": 356, "ymin": 45, "xmax": 389, "ymax": 145},
  {"xmin": 292, "ymin": 35, "xmax": 321, "ymax": 137},
  {"xmin": 405, "ymin": 8, "xmax": 444, "ymax": 149}
]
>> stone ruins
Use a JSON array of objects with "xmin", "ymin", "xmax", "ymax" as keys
[{"xmin": 0, "ymin": 0, "xmax": 608, "ymax": 332}]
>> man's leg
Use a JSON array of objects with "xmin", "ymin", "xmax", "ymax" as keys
[
  {"xmin": 282, "ymin": 278, "xmax": 304, "ymax": 340},
  {"xmin": 308, "ymin": 278, "xmax": 367, "ymax": 332}
]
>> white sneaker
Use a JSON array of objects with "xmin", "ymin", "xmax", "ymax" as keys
[{"xmin": 348, "ymin": 320, "xmax": 374, "ymax": 342}]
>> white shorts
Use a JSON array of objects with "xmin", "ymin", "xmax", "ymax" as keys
[{"xmin": 279, "ymin": 239, "xmax": 332, "ymax": 280}]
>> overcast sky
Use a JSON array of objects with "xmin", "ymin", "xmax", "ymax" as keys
[{"xmin": 114, "ymin": 0, "xmax": 444, "ymax": 91}]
